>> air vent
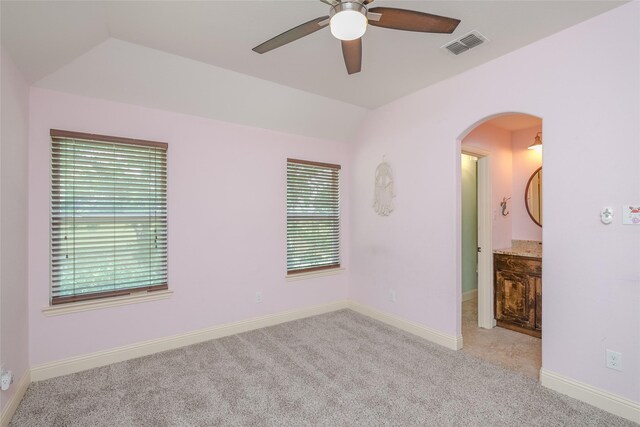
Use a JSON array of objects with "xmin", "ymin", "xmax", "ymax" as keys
[{"xmin": 442, "ymin": 31, "xmax": 488, "ymax": 55}]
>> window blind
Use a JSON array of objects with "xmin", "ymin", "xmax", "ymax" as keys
[
  {"xmin": 50, "ymin": 129, "xmax": 168, "ymax": 305},
  {"xmin": 287, "ymin": 159, "xmax": 340, "ymax": 274}
]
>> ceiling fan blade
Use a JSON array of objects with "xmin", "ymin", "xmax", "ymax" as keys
[
  {"xmin": 363, "ymin": 0, "xmax": 375, "ymax": 4},
  {"xmin": 253, "ymin": 16, "xmax": 330, "ymax": 54},
  {"xmin": 341, "ymin": 38, "xmax": 362, "ymax": 75},
  {"xmin": 367, "ymin": 7, "xmax": 460, "ymax": 34}
]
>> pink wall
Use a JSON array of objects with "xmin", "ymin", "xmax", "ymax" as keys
[
  {"xmin": 28, "ymin": 89, "xmax": 350, "ymax": 366},
  {"xmin": 462, "ymin": 122, "xmax": 513, "ymax": 249},
  {"xmin": 0, "ymin": 47, "xmax": 30, "ymax": 412},
  {"xmin": 350, "ymin": 1, "xmax": 639, "ymax": 403},
  {"xmin": 512, "ymin": 126, "xmax": 543, "ymax": 241}
]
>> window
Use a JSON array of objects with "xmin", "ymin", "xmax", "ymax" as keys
[
  {"xmin": 287, "ymin": 159, "xmax": 340, "ymax": 274},
  {"xmin": 50, "ymin": 129, "xmax": 168, "ymax": 305}
]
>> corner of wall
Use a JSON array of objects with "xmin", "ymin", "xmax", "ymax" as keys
[{"xmin": 0, "ymin": 45, "xmax": 32, "ymax": 418}]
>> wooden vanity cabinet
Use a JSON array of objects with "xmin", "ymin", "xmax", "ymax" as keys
[{"xmin": 494, "ymin": 253, "xmax": 542, "ymax": 338}]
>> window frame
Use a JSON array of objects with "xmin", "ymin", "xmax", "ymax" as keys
[
  {"xmin": 49, "ymin": 129, "xmax": 169, "ymax": 306},
  {"xmin": 286, "ymin": 158, "xmax": 341, "ymax": 276}
]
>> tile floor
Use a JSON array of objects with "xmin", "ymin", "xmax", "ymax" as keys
[{"xmin": 461, "ymin": 297, "xmax": 541, "ymax": 380}]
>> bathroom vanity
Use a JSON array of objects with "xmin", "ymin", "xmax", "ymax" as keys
[{"xmin": 493, "ymin": 241, "xmax": 542, "ymax": 338}]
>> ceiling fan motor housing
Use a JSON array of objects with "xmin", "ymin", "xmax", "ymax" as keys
[{"xmin": 329, "ymin": 1, "xmax": 368, "ymax": 19}]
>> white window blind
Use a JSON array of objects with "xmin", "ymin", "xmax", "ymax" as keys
[
  {"xmin": 50, "ymin": 129, "xmax": 168, "ymax": 305},
  {"xmin": 287, "ymin": 159, "xmax": 340, "ymax": 274}
]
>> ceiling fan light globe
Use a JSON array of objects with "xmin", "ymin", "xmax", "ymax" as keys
[{"xmin": 330, "ymin": 10, "xmax": 367, "ymax": 41}]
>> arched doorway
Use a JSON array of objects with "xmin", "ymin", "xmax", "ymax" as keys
[{"xmin": 457, "ymin": 112, "xmax": 543, "ymax": 380}]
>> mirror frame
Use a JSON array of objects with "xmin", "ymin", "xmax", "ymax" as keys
[{"xmin": 525, "ymin": 167, "xmax": 542, "ymax": 227}]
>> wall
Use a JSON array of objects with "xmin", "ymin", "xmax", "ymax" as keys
[
  {"xmin": 28, "ymin": 88, "xmax": 350, "ymax": 366},
  {"xmin": 0, "ymin": 47, "xmax": 30, "ymax": 413},
  {"xmin": 512, "ymin": 125, "xmax": 543, "ymax": 241},
  {"xmin": 460, "ymin": 154, "xmax": 477, "ymax": 294},
  {"xmin": 350, "ymin": 1, "xmax": 639, "ymax": 403},
  {"xmin": 462, "ymin": 122, "xmax": 513, "ymax": 250}
]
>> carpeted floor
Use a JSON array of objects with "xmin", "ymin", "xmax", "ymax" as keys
[{"xmin": 10, "ymin": 310, "xmax": 636, "ymax": 426}]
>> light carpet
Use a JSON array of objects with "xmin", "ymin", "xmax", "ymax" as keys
[{"xmin": 10, "ymin": 310, "xmax": 636, "ymax": 426}]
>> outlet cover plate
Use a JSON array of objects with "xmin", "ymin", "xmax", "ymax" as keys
[{"xmin": 606, "ymin": 349, "xmax": 622, "ymax": 371}]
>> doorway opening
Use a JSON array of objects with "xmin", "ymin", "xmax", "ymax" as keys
[
  {"xmin": 461, "ymin": 149, "xmax": 492, "ymax": 329},
  {"xmin": 458, "ymin": 113, "xmax": 543, "ymax": 380}
]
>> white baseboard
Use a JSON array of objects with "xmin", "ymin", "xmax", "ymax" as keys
[
  {"xmin": 348, "ymin": 301, "xmax": 463, "ymax": 350},
  {"xmin": 32, "ymin": 299, "xmax": 462, "ymax": 382},
  {"xmin": 540, "ymin": 368, "xmax": 640, "ymax": 423},
  {"xmin": 32, "ymin": 300, "xmax": 349, "ymax": 382},
  {"xmin": 462, "ymin": 289, "xmax": 478, "ymax": 302},
  {"xmin": 0, "ymin": 369, "xmax": 31, "ymax": 427}
]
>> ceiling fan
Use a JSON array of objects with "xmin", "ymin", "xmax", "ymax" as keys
[{"xmin": 252, "ymin": 0, "xmax": 461, "ymax": 75}]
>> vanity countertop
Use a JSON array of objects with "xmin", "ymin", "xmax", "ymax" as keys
[{"xmin": 493, "ymin": 240, "xmax": 542, "ymax": 259}]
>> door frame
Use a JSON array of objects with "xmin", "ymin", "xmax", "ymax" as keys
[{"xmin": 461, "ymin": 146, "xmax": 495, "ymax": 329}]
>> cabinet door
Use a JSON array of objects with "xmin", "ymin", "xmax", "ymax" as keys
[
  {"xmin": 535, "ymin": 277, "xmax": 542, "ymax": 331},
  {"xmin": 495, "ymin": 270, "xmax": 536, "ymax": 329}
]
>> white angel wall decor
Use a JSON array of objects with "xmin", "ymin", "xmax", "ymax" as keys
[{"xmin": 373, "ymin": 159, "xmax": 395, "ymax": 216}]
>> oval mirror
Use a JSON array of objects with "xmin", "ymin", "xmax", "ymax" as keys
[{"xmin": 525, "ymin": 167, "xmax": 542, "ymax": 227}]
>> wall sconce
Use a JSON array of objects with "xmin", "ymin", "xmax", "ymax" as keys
[{"xmin": 528, "ymin": 132, "xmax": 543, "ymax": 151}]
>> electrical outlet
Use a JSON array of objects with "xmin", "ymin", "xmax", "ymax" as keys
[
  {"xmin": 606, "ymin": 349, "xmax": 622, "ymax": 371},
  {"xmin": 389, "ymin": 290, "xmax": 396, "ymax": 303},
  {"xmin": 0, "ymin": 370, "xmax": 13, "ymax": 391},
  {"xmin": 255, "ymin": 292, "xmax": 263, "ymax": 303}
]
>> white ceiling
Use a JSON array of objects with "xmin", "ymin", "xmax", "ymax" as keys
[{"xmin": 1, "ymin": 1, "xmax": 626, "ymax": 109}]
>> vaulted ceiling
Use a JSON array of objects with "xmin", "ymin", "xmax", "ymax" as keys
[
  {"xmin": 1, "ymin": 1, "xmax": 625, "ymax": 109},
  {"xmin": 1, "ymin": 1, "xmax": 627, "ymax": 141}
]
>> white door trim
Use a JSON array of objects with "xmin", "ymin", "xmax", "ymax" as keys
[{"xmin": 462, "ymin": 146, "xmax": 494, "ymax": 329}]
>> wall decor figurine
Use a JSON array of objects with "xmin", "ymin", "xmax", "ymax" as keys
[
  {"xmin": 500, "ymin": 197, "xmax": 511, "ymax": 216},
  {"xmin": 373, "ymin": 158, "xmax": 395, "ymax": 216}
]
